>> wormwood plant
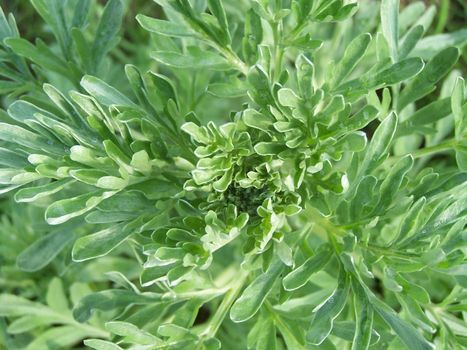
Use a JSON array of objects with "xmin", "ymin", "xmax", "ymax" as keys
[{"xmin": 0, "ymin": 0, "xmax": 466, "ymax": 349}]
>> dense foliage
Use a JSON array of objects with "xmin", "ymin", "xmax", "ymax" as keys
[{"xmin": 0, "ymin": 0, "xmax": 466, "ymax": 349}]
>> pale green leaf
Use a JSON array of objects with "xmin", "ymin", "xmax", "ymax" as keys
[
  {"xmin": 230, "ymin": 259, "xmax": 284, "ymax": 322},
  {"xmin": 282, "ymin": 248, "xmax": 332, "ymax": 291},
  {"xmin": 306, "ymin": 269, "xmax": 350, "ymax": 345},
  {"xmin": 16, "ymin": 227, "xmax": 75, "ymax": 271},
  {"xmin": 136, "ymin": 14, "xmax": 195, "ymax": 37}
]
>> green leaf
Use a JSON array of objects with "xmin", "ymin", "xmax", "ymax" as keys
[
  {"xmin": 207, "ymin": 0, "xmax": 230, "ymax": 44},
  {"xmin": 71, "ymin": 0, "xmax": 90, "ymax": 29},
  {"xmin": 372, "ymin": 58, "xmax": 424, "ymax": 85},
  {"xmin": 46, "ymin": 278, "xmax": 69, "ymax": 313},
  {"xmin": 70, "ymin": 169, "xmax": 108, "ymax": 186},
  {"xmin": 97, "ymin": 191, "xmax": 152, "ymax": 212},
  {"xmin": 0, "ymin": 6, "xmax": 13, "ymax": 41},
  {"xmin": 15, "ymin": 179, "xmax": 73, "ymax": 203},
  {"xmin": 370, "ymin": 296, "xmax": 433, "ymax": 350},
  {"xmin": 306, "ymin": 268, "xmax": 350, "ymax": 345},
  {"xmin": 399, "ymin": 25, "xmax": 424, "ymax": 59},
  {"xmin": 25, "ymin": 326, "xmax": 89, "ymax": 350},
  {"xmin": 452, "ymin": 77, "xmax": 465, "ymax": 140},
  {"xmin": 254, "ymin": 142, "xmax": 286, "ymax": 155},
  {"xmin": 71, "ymin": 27, "xmax": 92, "ymax": 70},
  {"xmin": 349, "ymin": 175, "xmax": 378, "ymax": 220},
  {"xmin": 412, "ymin": 28, "xmax": 467, "ymax": 59},
  {"xmin": 378, "ymin": 155, "xmax": 413, "ymax": 208},
  {"xmin": 84, "ymin": 339, "xmax": 123, "ymax": 350},
  {"xmin": 72, "ymin": 221, "xmax": 134, "ymax": 261},
  {"xmin": 7, "ymin": 315, "xmax": 56, "ymax": 334},
  {"xmin": 335, "ymin": 58, "xmax": 424, "ymax": 96},
  {"xmin": 0, "ymin": 80, "xmax": 24, "ymax": 94},
  {"xmin": 0, "ymin": 294, "xmax": 45, "ymax": 316},
  {"xmin": 81, "ymin": 75, "xmax": 136, "ymax": 107},
  {"xmin": 398, "ymin": 98, "xmax": 451, "ymax": 135},
  {"xmin": 0, "ymin": 147, "xmax": 29, "ymax": 168},
  {"xmin": 351, "ymin": 283, "xmax": 373, "ymax": 350},
  {"xmin": 242, "ymin": 8, "xmax": 263, "ymax": 65},
  {"xmin": 92, "ymin": 0, "xmax": 123, "ymax": 68},
  {"xmin": 394, "ymin": 196, "xmax": 426, "ymax": 245},
  {"xmin": 338, "ymin": 105, "xmax": 379, "ymax": 135},
  {"xmin": 30, "ymin": 0, "xmax": 70, "ymax": 57},
  {"xmin": 296, "ymin": 54, "xmax": 314, "ymax": 99},
  {"xmin": 45, "ymin": 191, "xmax": 113, "ymax": 225},
  {"xmin": 398, "ymin": 47, "xmax": 459, "ymax": 109},
  {"xmin": 151, "ymin": 48, "xmax": 231, "ymax": 70},
  {"xmin": 207, "ymin": 82, "xmax": 247, "ymax": 98},
  {"xmin": 282, "ymin": 248, "xmax": 332, "ymax": 291},
  {"xmin": 455, "ymin": 149, "xmax": 467, "ymax": 172},
  {"xmin": 230, "ymin": 259, "xmax": 284, "ymax": 322},
  {"xmin": 396, "ymin": 275, "xmax": 430, "ymax": 304},
  {"xmin": 381, "ymin": 0, "xmax": 399, "ymax": 61},
  {"xmin": 334, "ymin": 131, "xmax": 367, "ymax": 152},
  {"xmin": 249, "ymin": 314, "xmax": 277, "ymax": 350},
  {"xmin": 5, "ymin": 38, "xmax": 69, "ymax": 77},
  {"xmin": 124, "ymin": 64, "xmax": 151, "ymax": 109},
  {"xmin": 248, "ymin": 65, "xmax": 275, "ymax": 106},
  {"xmin": 131, "ymin": 150, "xmax": 152, "ymax": 174},
  {"xmin": 331, "ymin": 33, "xmax": 372, "ymax": 88},
  {"xmin": 278, "ymin": 88, "xmax": 301, "ymax": 108},
  {"xmin": 149, "ymin": 72, "xmax": 178, "ymax": 109},
  {"xmin": 73, "ymin": 289, "xmax": 160, "ymax": 322},
  {"xmin": 0, "ymin": 122, "xmax": 64, "ymax": 154},
  {"xmin": 361, "ymin": 112, "xmax": 398, "ymax": 173},
  {"xmin": 243, "ymin": 109, "xmax": 274, "ymax": 132},
  {"xmin": 136, "ymin": 14, "xmax": 195, "ymax": 37},
  {"xmin": 16, "ymin": 227, "xmax": 75, "ymax": 271},
  {"xmin": 105, "ymin": 321, "xmax": 160, "ymax": 344},
  {"xmin": 399, "ymin": 2, "xmax": 425, "ymax": 31}
]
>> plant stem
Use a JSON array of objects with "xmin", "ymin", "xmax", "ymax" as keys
[
  {"xmin": 163, "ymin": 287, "xmax": 230, "ymax": 301},
  {"xmin": 366, "ymin": 244, "xmax": 418, "ymax": 259},
  {"xmin": 434, "ymin": 0, "xmax": 450, "ymax": 34},
  {"xmin": 410, "ymin": 139, "xmax": 456, "ymax": 158},
  {"xmin": 387, "ymin": 139, "xmax": 455, "ymax": 163},
  {"xmin": 306, "ymin": 207, "xmax": 345, "ymax": 254},
  {"xmin": 199, "ymin": 269, "xmax": 249, "ymax": 339},
  {"xmin": 203, "ymin": 33, "xmax": 249, "ymax": 74}
]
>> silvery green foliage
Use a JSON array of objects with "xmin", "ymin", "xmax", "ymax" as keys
[{"xmin": 0, "ymin": 0, "xmax": 466, "ymax": 349}]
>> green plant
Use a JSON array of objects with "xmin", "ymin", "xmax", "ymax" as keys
[{"xmin": 0, "ymin": 0, "xmax": 466, "ymax": 349}]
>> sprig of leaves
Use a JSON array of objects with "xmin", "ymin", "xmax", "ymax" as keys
[{"xmin": 0, "ymin": 0, "xmax": 467, "ymax": 349}]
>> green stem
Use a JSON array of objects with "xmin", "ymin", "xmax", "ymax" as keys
[
  {"xmin": 69, "ymin": 319, "xmax": 110, "ymax": 339},
  {"xmin": 201, "ymin": 32, "xmax": 248, "ymax": 75},
  {"xmin": 366, "ymin": 244, "xmax": 418, "ymax": 259},
  {"xmin": 307, "ymin": 207, "xmax": 346, "ymax": 237},
  {"xmin": 286, "ymin": 19, "xmax": 308, "ymax": 42},
  {"xmin": 199, "ymin": 269, "xmax": 249, "ymax": 339},
  {"xmin": 46, "ymin": 311, "xmax": 109, "ymax": 339},
  {"xmin": 438, "ymin": 285, "xmax": 462, "ymax": 308},
  {"xmin": 434, "ymin": 0, "xmax": 450, "ymax": 34},
  {"xmin": 163, "ymin": 287, "xmax": 230, "ymax": 302},
  {"xmin": 219, "ymin": 45, "xmax": 249, "ymax": 75},
  {"xmin": 392, "ymin": 84, "xmax": 400, "ymax": 111},
  {"xmin": 306, "ymin": 207, "xmax": 345, "ymax": 254},
  {"xmin": 410, "ymin": 139, "xmax": 455, "ymax": 158},
  {"xmin": 306, "ymin": 207, "xmax": 420, "ymax": 260},
  {"xmin": 386, "ymin": 139, "xmax": 456, "ymax": 163}
]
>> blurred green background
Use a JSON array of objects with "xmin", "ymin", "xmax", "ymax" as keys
[{"xmin": 2, "ymin": 0, "xmax": 466, "ymax": 72}]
